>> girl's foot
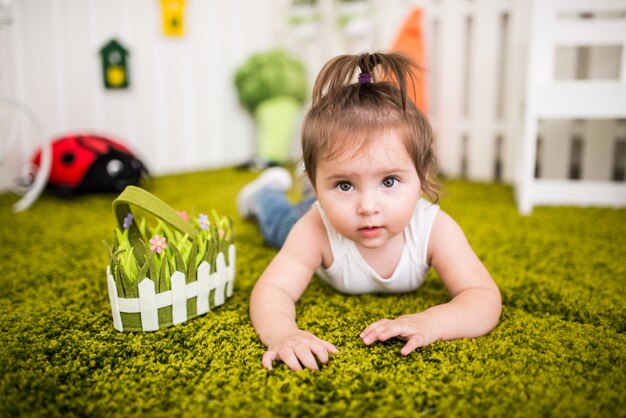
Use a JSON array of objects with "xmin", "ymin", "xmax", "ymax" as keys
[{"xmin": 237, "ymin": 167, "xmax": 293, "ymax": 218}]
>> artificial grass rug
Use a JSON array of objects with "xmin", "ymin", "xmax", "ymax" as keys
[{"xmin": 0, "ymin": 167, "xmax": 624, "ymax": 418}]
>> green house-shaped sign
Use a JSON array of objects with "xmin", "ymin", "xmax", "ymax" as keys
[{"xmin": 100, "ymin": 39, "xmax": 129, "ymax": 90}]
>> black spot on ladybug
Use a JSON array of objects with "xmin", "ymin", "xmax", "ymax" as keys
[{"xmin": 62, "ymin": 152, "xmax": 75, "ymax": 165}]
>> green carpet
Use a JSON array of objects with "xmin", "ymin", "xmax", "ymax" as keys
[{"xmin": 1, "ymin": 167, "xmax": 624, "ymax": 417}]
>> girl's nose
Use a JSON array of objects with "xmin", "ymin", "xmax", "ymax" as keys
[{"xmin": 357, "ymin": 191, "xmax": 379, "ymax": 215}]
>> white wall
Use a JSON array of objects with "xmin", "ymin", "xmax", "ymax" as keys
[
  {"xmin": 2, "ymin": 0, "xmax": 624, "ymax": 197},
  {"xmin": 0, "ymin": 0, "xmax": 422, "ymax": 178},
  {"xmin": 1, "ymin": 0, "xmax": 296, "ymax": 176}
]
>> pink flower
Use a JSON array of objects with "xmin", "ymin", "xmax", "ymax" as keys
[
  {"xmin": 149, "ymin": 234, "xmax": 167, "ymax": 254},
  {"xmin": 177, "ymin": 211, "xmax": 189, "ymax": 221}
]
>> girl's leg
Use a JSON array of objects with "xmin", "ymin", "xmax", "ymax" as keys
[
  {"xmin": 252, "ymin": 188, "xmax": 316, "ymax": 248},
  {"xmin": 237, "ymin": 166, "xmax": 316, "ymax": 249}
]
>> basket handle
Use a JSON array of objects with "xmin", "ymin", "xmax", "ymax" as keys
[{"xmin": 112, "ymin": 186, "xmax": 197, "ymax": 255}]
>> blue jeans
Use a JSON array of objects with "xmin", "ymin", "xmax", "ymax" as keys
[{"xmin": 252, "ymin": 187, "xmax": 317, "ymax": 248}]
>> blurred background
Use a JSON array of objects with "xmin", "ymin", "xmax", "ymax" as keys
[{"xmin": 1, "ymin": 0, "xmax": 625, "ymax": 213}]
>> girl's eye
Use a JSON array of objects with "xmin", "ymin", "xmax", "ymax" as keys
[
  {"xmin": 337, "ymin": 181, "xmax": 353, "ymax": 192},
  {"xmin": 382, "ymin": 177, "xmax": 397, "ymax": 188}
]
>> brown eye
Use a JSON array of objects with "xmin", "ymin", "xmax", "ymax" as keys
[
  {"xmin": 382, "ymin": 177, "xmax": 397, "ymax": 188},
  {"xmin": 337, "ymin": 182, "xmax": 352, "ymax": 192}
]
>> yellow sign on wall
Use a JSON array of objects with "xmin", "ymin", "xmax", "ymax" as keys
[{"xmin": 161, "ymin": 0, "xmax": 186, "ymax": 37}]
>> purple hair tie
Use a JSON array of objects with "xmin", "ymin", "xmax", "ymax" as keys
[{"xmin": 358, "ymin": 72, "xmax": 372, "ymax": 84}]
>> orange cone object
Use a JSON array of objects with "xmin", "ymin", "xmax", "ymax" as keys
[{"xmin": 390, "ymin": 8, "xmax": 428, "ymax": 114}]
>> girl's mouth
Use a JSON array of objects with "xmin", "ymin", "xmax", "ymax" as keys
[{"xmin": 359, "ymin": 226, "xmax": 382, "ymax": 238}]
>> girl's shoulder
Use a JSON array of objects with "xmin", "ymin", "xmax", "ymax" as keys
[
  {"xmin": 426, "ymin": 208, "xmax": 472, "ymax": 265},
  {"xmin": 296, "ymin": 203, "xmax": 326, "ymax": 235},
  {"xmin": 415, "ymin": 197, "xmax": 440, "ymax": 213},
  {"xmin": 408, "ymin": 198, "xmax": 440, "ymax": 235},
  {"xmin": 285, "ymin": 203, "xmax": 332, "ymax": 261},
  {"xmin": 300, "ymin": 202, "xmax": 334, "ymax": 267}
]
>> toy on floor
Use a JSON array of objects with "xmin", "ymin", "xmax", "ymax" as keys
[
  {"xmin": 31, "ymin": 134, "xmax": 148, "ymax": 198},
  {"xmin": 105, "ymin": 186, "xmax": 235, "ymax": 332},
  {"xmin": 234, "ymin": 49, "xmax": 308, "ymax": 168}
]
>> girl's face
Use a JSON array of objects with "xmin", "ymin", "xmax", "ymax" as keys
[{"xmin": 314, "ymin": 130, "xmax": 422, "ymax": 251}]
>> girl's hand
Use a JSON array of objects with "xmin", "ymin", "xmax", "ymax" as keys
[
  {"xmin": 360, "ymin": 312, "xmax": 442, "ymax": 356},
  {"xmin": 262, "ymin": 330, "xmax": 339, "ymax": 371}
]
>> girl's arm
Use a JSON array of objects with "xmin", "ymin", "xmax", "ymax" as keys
[
  {"xmin": 360, "ymin": 210, "xmax": 502, "ymax": 354},
  {"xmin": 249, "ymin": 209, "xmax": 339, "ymax": 371}
]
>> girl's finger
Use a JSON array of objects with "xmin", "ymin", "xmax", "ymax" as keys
[
  {"xmin": 360, "ymin": 318, "xmax": 390, "ymax": 338},
  {"xmin": 400, "ymin": 334, "xmax": 427, "ymax": 356},
  {"xmin": 294, "ymin": 345, "xmax": 320, "ymax": 371},
  {"xmin": 278, "ymin": 347, "xmax": 303, "ymax": 371},
  {"xmin": 262, "ymin": 350, "xmax": 278, "ymax": 370},
  {"xmin": 309, "ymin": 343, "xmax": 329, "ymax": 366},
  {"xmin": 322, "ymin": 339, "xmax": 340, "ymax": 354},
  {"xmin": 311, "ymin": 338, "xmax": 339, "ymax": 365},
  {"xmin": 362, "ymin": 321, "xmax": 405, "ymax": 344}
]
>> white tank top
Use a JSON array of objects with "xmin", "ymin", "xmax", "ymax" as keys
[{"xmin": 315, "ymin": 199, "xmax": 439, "ymax": 294}]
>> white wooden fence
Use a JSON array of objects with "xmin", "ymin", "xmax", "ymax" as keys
[
  {"xmin": 282, "ymin": 0, "xmax": 626, "ymax": 201},
  {"xmin": 516, "ymin": 0, "xmax": 626, "ymax": 213},
  {"xmin": 107, "ymin": 244, "xmax": 235, "ymax": 332},
  {"xmin": 1, "ymin": 0, "xmax": 625, "ymax": 212}
]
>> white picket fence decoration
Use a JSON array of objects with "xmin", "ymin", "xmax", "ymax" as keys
[{"xmin": 107, "ymin": 244, "xmax": 235, "ymax": 332}]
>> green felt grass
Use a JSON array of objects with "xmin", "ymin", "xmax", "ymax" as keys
[{"xmin": 1, "ymin": 167, "xmax": 624, "ymax": 417}]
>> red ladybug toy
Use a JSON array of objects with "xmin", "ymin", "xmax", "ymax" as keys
[{"xmin": 32, "ymin": 134, "xmax": 148, "ymax": 198}]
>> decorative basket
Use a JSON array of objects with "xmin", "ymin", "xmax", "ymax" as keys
[{"xmin": 104, "ymin": 186, "xmax": 235, "ymax": 332}]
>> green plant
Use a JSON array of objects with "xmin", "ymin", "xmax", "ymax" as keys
[{"xmin": 234, "ymin": 49, "xmax": 308, "ymax": 115}]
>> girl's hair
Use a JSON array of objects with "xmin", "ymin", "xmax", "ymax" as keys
[{"xmin": 301, "ymin": 51, "xmax": 440, "ymax": 202}]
